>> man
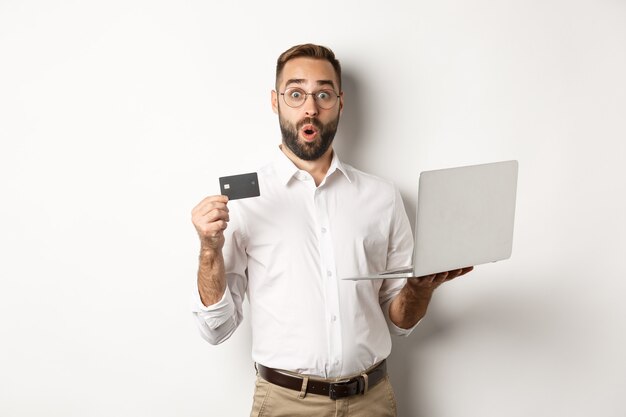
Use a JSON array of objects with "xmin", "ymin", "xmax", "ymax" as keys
[{"xmin": 191, "ymin": 44, "xmax": 473, "ymax": 417}]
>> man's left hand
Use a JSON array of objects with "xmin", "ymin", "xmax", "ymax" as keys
[
  {"xmin": 389, "ymin": 266, "xmax": 474, "ymax": 329},
  {"xmin": 405, "ymin": 266, "xmax": 474, "ymax": 295}
]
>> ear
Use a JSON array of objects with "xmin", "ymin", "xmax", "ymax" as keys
[
  {"xmin": 271, "ymin": 90, "xmax": 279, "ymax": 114},
  {"xmin": 338, "ymin": 91, "xmax": 344, "ymax": 116}
]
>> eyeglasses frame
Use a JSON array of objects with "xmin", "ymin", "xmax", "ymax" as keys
[{"xmin": 279, "ymin": 87, "xmax": 341, "ymax": 110}]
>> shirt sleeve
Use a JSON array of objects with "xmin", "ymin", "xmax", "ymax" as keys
[
  {"xmin": 379, "ymin": 186, "xmax": 418, "ymax": 337},
  {"xmin": 191, "ymin": 205, "xmax": 249, "ymax": 345}
]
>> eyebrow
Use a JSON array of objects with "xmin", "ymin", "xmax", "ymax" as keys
[{"xmin": 284, "ymin": 78, "xmax": 337, "ymax": 89}]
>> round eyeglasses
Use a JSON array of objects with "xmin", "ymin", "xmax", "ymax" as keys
[{"xmin": 279, "ymin": 87, "xmax": 340, "ymax": 110}]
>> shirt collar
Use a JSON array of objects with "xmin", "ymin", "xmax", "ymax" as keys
[{"xmin": 274, "ymin": 145, "xmax": 353, "ymax": 186}]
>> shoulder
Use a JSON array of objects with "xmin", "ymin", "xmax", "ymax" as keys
[{"xmin": 341, "ymin": 162, "xmax": 398, "ymax": 196}]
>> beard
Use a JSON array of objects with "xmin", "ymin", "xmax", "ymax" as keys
[{"xmin": 279, "ymin": 114, "xmax": 340, "ymax": 161}]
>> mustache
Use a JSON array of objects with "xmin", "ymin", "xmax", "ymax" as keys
[{"xmin": 296, "ymin": 118, "xmax": 323, "ymax": 130}]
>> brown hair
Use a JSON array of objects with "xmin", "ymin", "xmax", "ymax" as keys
[{"xmin": 275, "ymin": 43, "xmax": 342, "ymax": 90}]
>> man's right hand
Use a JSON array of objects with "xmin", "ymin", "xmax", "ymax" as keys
[
  {"xmin": 192, "ymin": 195, "xmax": 230, "ymax": 307},
  {"xmin": 191, "ymin": 195, "xmax": 230, "ymax": 252}
]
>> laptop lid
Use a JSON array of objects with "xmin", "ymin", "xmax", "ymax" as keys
[
  {"xmin": 412, "ymin": 159, "xmax": 518, "ymax": 276},
  {"xmin": 342, "ymin": 160, "xmax": 518, "ymax": 280}
]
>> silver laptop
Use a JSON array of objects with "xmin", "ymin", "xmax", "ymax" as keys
[{"xmin": 342, "ymin": 160, "xmax": 518, "ymax": 280}]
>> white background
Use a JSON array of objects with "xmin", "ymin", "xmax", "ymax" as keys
[{"xmin": 1, "ymin": 1, "xmax": 625, "ymax": 416}]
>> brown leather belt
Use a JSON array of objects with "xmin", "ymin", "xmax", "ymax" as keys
[{"xmin": 257, "ymin": 360, "xmax": 387, "ymax": 400}]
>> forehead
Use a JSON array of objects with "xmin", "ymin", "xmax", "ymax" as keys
[{"xmin": 278, "ymin": 57, "xmax": 339, "ymax": 90}]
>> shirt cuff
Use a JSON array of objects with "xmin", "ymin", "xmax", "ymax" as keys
[
  {"xmin": 381, "ymin": 298, "xmax": 420, "ymax": 337},
  {"xmin": 388, "ymin": 316, "xmax": 420, "ymax": 337},
  {"xmin": 191, "ymin": 285, "xmax": 236, "ymax": 330}
]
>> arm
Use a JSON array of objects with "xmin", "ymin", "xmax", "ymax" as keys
[
  {"xmin": 191, "ymin": 195, "xmax": 230, "ymax": 306},
  {"xmin": 383, "ymin": 186, "xmax": 474, "ymax": 330},
  {"xmin": 388, "ymin": 267, "xmax": 474, "ymax": 329},
  {"xmin": 191, "ymin": 195, "xmax": 247, "ymax": 345}
]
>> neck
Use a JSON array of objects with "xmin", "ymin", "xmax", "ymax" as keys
[{"xmin": 280, "ymin": 144, "xmax": 334, "ymax": 186}]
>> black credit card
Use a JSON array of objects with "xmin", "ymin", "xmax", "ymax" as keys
[{"xmin": 219, "ymin": 172, "xmax": 260, "ymax": 200}]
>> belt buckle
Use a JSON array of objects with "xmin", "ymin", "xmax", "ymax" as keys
[{"xmin": 328, "ymin": 378, "xmax": 362, "ymax": 400}]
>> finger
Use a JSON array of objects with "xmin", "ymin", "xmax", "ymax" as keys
[
  {"xmin": 201, "ymin": 203, "xmax": 229, "ymax": 217},
  {"xmin": 201, "ymin": 207, "xmax": 230, "ymax": 223},
  {"xmin": 192, "ymin": 200, "xmax": 230, "ymax": 222},
  {"xmin": 210, "ymin": 220, "xmax": 228, "ymax": 233},
  {"xmin": 192, "ymin": 213, "xmax": 229, "ymax": 233},
  {"xmin": 456, "ymin": 266, "xmax": 474, "ymax": 277},
  {"xmin": 442, "ymin": 269, "xmax": 461, "ymax": 281},
  {"xmin": 444, "ymin": 267, "xmax": 473, "ymax": 281},
  {"xmin": 195, "ymin": 217, "xmax": 230, "ymax": 239},
  {"xmin": 449, "ymin": 269, "xmax": 464, "ymax": 278},
  {"xmin": 434, "ymin": 271, "xmax": 449, "ymax": 282},
  {"xmin": 405, "ymin": 276, "xmax": 433, "ymax": 290},
  {"xmin": 191, "ymin": 195, "xmax": 229, "ymax": 216},
  {"xmin": 409, "ymin": 274, "xmax": 435, "ymax": 282},
  {"xmin": 200, "ymin": 215, "xmax": 229, "ymax": 229},
  {"xmin": 192, "ymin": 195, "xmax": 221, "ymax": 214},
  {"xmin": 196, "ymin": 219, "xmax": 229, "ymax": 238},
  {"xmin": 194, "ymin": 202, "xmax": 229, "ymax": 220}
]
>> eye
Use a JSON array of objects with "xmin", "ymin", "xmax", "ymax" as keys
[
  {"xmin": 317, "ymin": 91, "xmax": 331, "ymax": 101},
  {"xmin": 288, "ymin": 89, "xmax": 304, "ymax": 99}
]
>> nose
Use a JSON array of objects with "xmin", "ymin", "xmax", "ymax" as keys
[{"xmin": 303, "ymin": 94, "xmax": 319, "ymax": 117}]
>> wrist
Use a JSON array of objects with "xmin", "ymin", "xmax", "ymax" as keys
[
  {"xmin": 200, "ymin": 241, "xmax": 222, "ymax": 254},
  {"xmin": 199, "ymin": 246, "xmax": 224, "ymax": 265}
]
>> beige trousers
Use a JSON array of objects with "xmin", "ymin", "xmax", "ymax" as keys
[{"xmin": 250, "ymin": 374, "xmax": 398, "ymax": 417}]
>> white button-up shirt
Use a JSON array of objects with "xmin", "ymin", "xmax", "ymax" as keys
[{"xmin": 192, "ymin": 147, "xmax": 416, "ymax": 378}]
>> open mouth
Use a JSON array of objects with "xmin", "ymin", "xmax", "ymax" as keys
[{"xmin": 300, "ymin": 124, "xmax": 319, "ymax": 141}]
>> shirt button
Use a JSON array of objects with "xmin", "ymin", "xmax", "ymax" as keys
[
  {"xmin": 326, "ymin": 271, "xmax": 332, "ymax": 277},
  {"xmin": 331, "ymin": 315, "xmax": 337, "ymax": 322},
  {"xmin": 321, "ymin": 227, "xmax": 327, "ymax": 233}
]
